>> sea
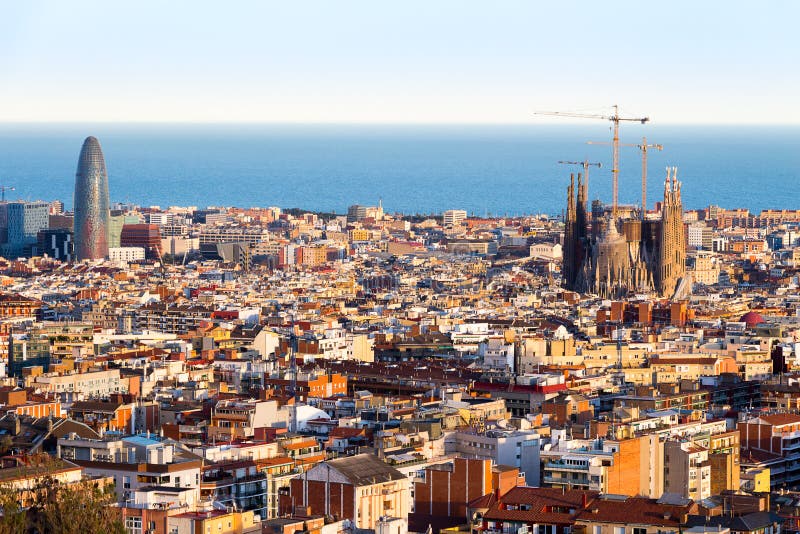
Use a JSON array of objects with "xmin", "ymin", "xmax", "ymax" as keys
[{"xmin": 0, "ymin": 123, "xmax": 797, "ymax": 216}]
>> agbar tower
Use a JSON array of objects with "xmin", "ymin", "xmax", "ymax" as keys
[{"xmin": 73, "ymin": 136, "xmax": 110, "ymax": 260}]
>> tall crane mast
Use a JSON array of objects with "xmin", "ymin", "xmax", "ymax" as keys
[
  {"xmin": 0, "ymin": 185, "xmax": 14, "ymax": 202},
  {"xmin": 535, "ymin": 105, "xmax": 649, "ymax": 217},
  {"xmin": 635, "ymin": 137, "xmax": 662, "ymax": 219},
  {"xmin": 557, "ymin": 160, "xmax": 601, "ymax": 197},
  {"xmin": 588, "ymin": 136, "xmax": 662, "ymax": 219}
]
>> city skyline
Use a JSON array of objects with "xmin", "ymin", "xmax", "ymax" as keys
[
  {"xmin": 0, "ymin": 3, "xmax": 799, "ymax": 533},
  {"xmin": 2, "ymin": 1, "xmax": 799, "ymax": 124}
]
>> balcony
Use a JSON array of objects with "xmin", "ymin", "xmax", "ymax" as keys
[
  {"xmin": 543, "ymin": 475, "xmax": 589, "ymax": 487},
  {"xmin": 779, "ymin": 429, "xmax": 800, "ymax": 440},
  {"xmin": 235, "ymin": 482, "xmax": 267, "ymax": 498},
  {"xmin": 202, "ymin": 474, "xmax": 235, "ymax": 488},
  {"xmin": 545, "ymin": 461, "xmax": 589, "ymax": 472}
]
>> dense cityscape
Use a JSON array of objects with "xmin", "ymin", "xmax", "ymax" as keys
[{"xmin": 0, "ymin": 128, "xmax": 796, "ymax": 534}]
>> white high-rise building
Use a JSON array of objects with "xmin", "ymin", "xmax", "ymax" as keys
[{"xmin": 443, "ymin": 209, "xmax": 467, "ymax": 227}]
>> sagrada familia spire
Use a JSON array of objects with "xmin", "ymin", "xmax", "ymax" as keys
[{"xmin": 562, "ymin": 167, "xmax": 687, "ymax": 299}]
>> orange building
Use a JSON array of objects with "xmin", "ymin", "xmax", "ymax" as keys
[
  {"xmin": 0, "ymin": 293, "xmax": 41, "ymax": 318},
  {"xmin": 13, "ymin": 400, "xmax": 62, "ymax": 419},
  {"xmin": 263, "ymin": 373, "xmax": 347, "ymax": 402},
  {"xmin": 69, "ymin": 399, "xmax": 134, "ymax": 433},
  {"xmin": 542, "ymin": 393, "xmax": 594, "ymax": 425},
  {"xmin": 0, "ymin": 387, "xmax": 27, "ymax": 407},
  {"xmin": 414, "ymin": 457, "xmax": 523, "ymax": 523}
]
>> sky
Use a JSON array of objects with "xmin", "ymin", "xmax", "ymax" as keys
[{"xmin": 1, "ymin": 1, "xmax": 798, "ymax": 124}]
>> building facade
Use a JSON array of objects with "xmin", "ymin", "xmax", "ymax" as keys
[
  {"xmin": 0, "ymin": 201, "xmax": 50, "ymax": 258},
  {"xmin": 37, "ymin": 228, "xmax": 74, "ymax": 261},
  {"xmin": 120, "ymin": 223, "xmax": 162, "ymax": 258}
]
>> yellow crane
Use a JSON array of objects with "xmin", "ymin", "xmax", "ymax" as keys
[
  {"xmin": 535, "ymin": 105, "xmax": 649, "ymax": 217},
  {"xmin": 557, "ymin": 160, "xmax": 601, "ymax": 197},
  {"xmin": 588, "ymin": 136, "xmax": 662, "ymax": 219}
]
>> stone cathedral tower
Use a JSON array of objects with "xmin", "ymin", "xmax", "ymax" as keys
[
  {"xmin": 562, "ymin": 167, "xmax": 686, "ymax": 299},
  {"xmin": 657, "ymin": 167, "xmax": 686, "ymax": 296}
]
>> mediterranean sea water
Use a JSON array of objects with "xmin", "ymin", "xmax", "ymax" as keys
[{"xmin": 0, "ymin": 123, "xmax": 797, "ymax": 215}]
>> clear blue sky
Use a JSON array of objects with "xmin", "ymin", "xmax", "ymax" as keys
[{"xmin": 2, "ymin": 1, "xmax": 798, "ymax": 124}]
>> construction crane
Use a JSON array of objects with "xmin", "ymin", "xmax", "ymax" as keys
[
  {"xmin": 557, "ymin": 160, "xmax": 601, "ymax": 197},
  {"xmin": 535, "ymin": 105, "xmax": 649, "ymax": 216},
  {"xmin": 635, "ymin": 137, "xmax": 662, "ymax": 219},
  {"xmin": 588, "ymin": 137, "xmax": 662, "ymax": 219},
  {"xmin": 0, "ymin": 185, "xmax": 14, "ymax": 202}
]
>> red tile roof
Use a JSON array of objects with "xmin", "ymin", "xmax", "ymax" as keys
[
  {"xmin": 574, "ymin": 496, "xmax": 693, "ymax": 527},
  {"xmin": 483, "ymin": 487, "xmax": 599, "ymax": 525},
  {"xmin": 758, "ymin": 413, "xmax": 800, "ymax": 426},
  {"xmin": 483, "ymin": 488, "xmax": 694, "ymax": 529}
]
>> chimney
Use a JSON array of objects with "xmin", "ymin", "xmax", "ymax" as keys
[{"xmin": 582, "ymin": 493, "xmax": 588, "ymax": 509}]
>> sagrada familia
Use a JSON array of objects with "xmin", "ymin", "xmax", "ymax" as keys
[{"xmin": 562, "ymin": 167, "xmax": 687, "ymax": 299}]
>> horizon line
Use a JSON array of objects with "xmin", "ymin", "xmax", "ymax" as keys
[{"xmin": 0, "ymin": 119, "xmax": 799, "ymax": 127}]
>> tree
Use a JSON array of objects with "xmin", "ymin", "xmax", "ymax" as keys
[
  {"xmin": 0, "ymin": 486, "xmax": 27, "ymax": 534},
  {"xmin": 0, "ymin": 435, "xmax": 13, "ymax": 455},
  {"xmin": 28, "ymin": 478, "xmax": 126, "ymax": 534},
  {"xmin": 0, "ymin": 456, "xmax": 125, "ymax": 534}
]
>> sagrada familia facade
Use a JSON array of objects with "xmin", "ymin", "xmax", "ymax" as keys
[{"xmin": 562, "ymin": 167, "xmax": 687, "ymax": 299}]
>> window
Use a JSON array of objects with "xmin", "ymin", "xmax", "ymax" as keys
[
  {"xmin": 123, "ymin": 475, "xmax": 131, "ymax": 489},
  {"xmin": 614, "ymin": 527, "xmax": 625, "ymax": 534},
  {"xmin": 633, "ymin": 528, "xmax": 647, "ymax": 534},
  {"xmin": 125, "ymin": 516, "xmax": 142, "ymax": 534}
]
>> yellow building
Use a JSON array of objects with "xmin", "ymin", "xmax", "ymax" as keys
[
  {"xmin": 348, "ymin": 229, "xmax": 372, "ymax": 242},
  {"xmin": 741, "ymin": 467, "xmax": 770, "ymax": 493},
  {"xmin": 167, "ymin": 509, "xmax": 259, "ymax": 534}
]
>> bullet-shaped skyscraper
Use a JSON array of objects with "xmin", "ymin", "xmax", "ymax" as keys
[{"xmin": 73, "ymin": 136, "xmax": 110, "ymax": 260}]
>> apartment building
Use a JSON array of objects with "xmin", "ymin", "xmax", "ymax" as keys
[
  {"xmin": 447, "ymin": 429, "xmax": 541, "ymax": 485},
  {"xmin": 33, "ymin": 368, "xmax": 123, "ymax": 399},
  {"xmin": 739, "ymin": 413, "xmax": 800, "ymax": 489},
  {"xmin": 133, "ymin": 303, "xmax": 215, "ymax": 335},
  {"xmin": 208, "ymin": 399, "xmax": 288, "ymax": 442},
  {"xmin": 264, "ymin": 373, "xmax": 347, "ymax": 402},
  {"xmin": 442, "ymin": 210, "xmax": 467, "ymax": 228},
  {"xmin": 541, "ymin": 434, "xmax": 664, "ymax": 498},
  {"xmin": 664, "ymin": 441, "xmax": 711, "ymax": 501},
  {"xmin": 285, "ymin": 454, "xmax": 410, "ymax": 531},
  {"xmin": 59, "ymin": 434, "xmax": 202, "ymax": 502},
  {"xmin": 414, "ymin": 457, "xmax": 522, "ymax": 520}
]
